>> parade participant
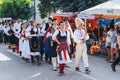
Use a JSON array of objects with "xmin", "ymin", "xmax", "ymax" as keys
[
  {"xmin": 74, "ymin": 18, "xmax": 91, "ymax": 73},
  {"xmin": 52, "ymin": 21, "xmax": 71, "ymax": 76},
  {"xmin": 38, "ymin": 20, "xmax": 46, "ymax": 61},
  {"xmin": 13, "ymin": 19, "xmax": 22, "ymax": 53},
  {"xmin": 43, "ymin": 17, "xmax": 53, "ymax": 64},
  {"xmin": 19, "ymin": 23, "xmax": 26, "ymax": 56},
  {"xmin": 50, "ymin": 18, "xmax": 58, "ymax": 71},
  {"xmin": 29, "ymin": 21, "xmax": 41, "ymax": 65},
  {"xmin": 21, "ymin": 24, "xmax": 31, "ymax": 62},
  {"xmin": 65, "ymin": 21, "xmax": 73, "ymax": 59},
  {"xmin": 0, "ymin": 20, "xmax": 4, "ymax": 43},
  {"xmin": 3, "ymin": 23, "xmax": 10, "ymax": 44},
  {"xmin": 111, "ymin": 22, "xmax": 120, "ymax": 72},
  {"xmin": 8, "ymin": 23, "xmax": 16, "ymax": 51}
]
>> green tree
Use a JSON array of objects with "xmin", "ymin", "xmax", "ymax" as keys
[
  {"xmin": 1, "ymin": 0, "xmax": 33, "ymax": 20},
  {"xmin": 55, "ymin": 0, "xmax": 108, "ymax": 12},
  {"xmin": 38, "ymin": 0, "xmax": 56, "ymax": 19},
  {"xmin": 38, "ymin": 0, "xmax": 108, "ymax": 18}
]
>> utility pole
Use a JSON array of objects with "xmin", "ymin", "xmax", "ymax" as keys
[{"xmin": 33, "ymin": 0, "xmax": 36, "ymax": 21}]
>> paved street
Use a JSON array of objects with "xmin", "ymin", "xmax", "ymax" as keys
[{"xmin": 0, "ymin": 43, "xmax": 120, "ymax": 80}]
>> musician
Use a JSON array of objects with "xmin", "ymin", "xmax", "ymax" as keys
[
  {"xmin": 28, "ymin": 21, "xmax": 41, "ymax": 65},
  {"xmin": 74, "ymin": 18, "xmax": 91, "ymax": 73}
]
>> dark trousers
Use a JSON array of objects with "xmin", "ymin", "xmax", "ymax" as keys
[
  {"xmin": 113, "ymin": 58, "xmax": 120, "ymax": 66},
  {"xmin": 39, "ymin": 36, "xmax": 44, "ymax": 60},
  {"xmin": 4, "ymin": 34, "xmax": 9, "ymax": 44},
  {"xmin": 0, "ymin": 31, "xmax": 3, "ymax": 43},
  {"xmin": 45, "ymin": 52, "xmax": 51, "ymax": 63},
  {"xmin": 112, "ymin": 50, "xmax": 120, "ymax": 66},
  {"xmin": 31, "ymin": 55, "xmax": 40, "ymax": 63}
]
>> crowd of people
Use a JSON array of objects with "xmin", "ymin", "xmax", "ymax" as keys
[{"xmin": 0, "ymin": 16, "xmax": 120, "ymax": 76}]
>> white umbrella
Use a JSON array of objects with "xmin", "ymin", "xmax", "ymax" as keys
[{"xmin": 81, "ymin": 0, "xmax": 120, "ymax": 15}]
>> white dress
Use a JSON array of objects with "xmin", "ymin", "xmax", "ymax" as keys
[
  {"xmin": 19, "ymin": 29, "xmax": 25, "ymax": 52},
  {"xmin": 21, "ymin": 27, "xmax": 31, "ymax": 58}
]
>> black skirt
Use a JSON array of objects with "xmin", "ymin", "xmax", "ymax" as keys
[
  {"xmin": 50, "ymin": 42, "xmax": 57, "ymax": 57},
  {"xmin": 29, "ymin": 36, "xmax": 39, "ymax": 52}
]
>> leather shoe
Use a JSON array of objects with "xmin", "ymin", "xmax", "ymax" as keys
[
  {"xmin": 75, "ymin": 67, "xmax": 81, "ymax": 72},
  {"xmin": 111, "ymin": 64, "xmax": 116, "ymax": 72}
]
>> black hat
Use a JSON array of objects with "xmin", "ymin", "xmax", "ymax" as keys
[
  {"xmin": 48, "ymin": 16, "xmax": 53, "ymax": 21},
  {"xmin": 52, "ymin": 18, "xmax": 57, "ymax": 21}
]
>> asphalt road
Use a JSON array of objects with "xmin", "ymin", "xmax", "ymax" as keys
[{"xmin": 0, "ymin": 43, "xmax": 120, "ymax": 80}]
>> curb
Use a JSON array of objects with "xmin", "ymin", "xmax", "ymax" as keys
[{"xmin": 6, "ymin": 49, "xmax": 21, "ymax": 58}]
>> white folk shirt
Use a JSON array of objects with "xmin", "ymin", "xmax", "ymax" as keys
[
  {"xmin": 52, "ymin": 30, "xmax": 71, "ymax": 46},
  {"xmin": 13, "ymin": 22, "xmax": 21, "ymax": 34},
  {"xmin": 74, "ymin": 29, "xmax": 89, "ymax": 44},
  {"xmin": 38, "ymin": 26, "xmax": 45, "ymax": 37},
  {"xmin": 0, "ymin": 24, "xmax": 3, "ymax": 31},
  {"xmin": 29, "ymin": 27, "xmax": 39, "ymax": 37},
  {"xmin": 3, "ymin": 26, "xmax": 10, "ymax": 35},
  {"xmin": 41, "ymin": 23, "xmax": 52, "ymax": 34},
  {"xmin": 41, "ymin": 23, "xmax": 46, "ymax": 34},
  {"xmin": 46, "ymin": 26, "xmax": 58, "ymax": 38}
]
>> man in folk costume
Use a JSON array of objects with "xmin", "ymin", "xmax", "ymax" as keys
[
  {"xmin": 74, "ymin": 18, "xmax": 91, "ymax": 73},
  {"xmin": 13, "ymin": 18, "xmax": 22, "ymax": 53},
  {"xmin": 52, "ymin": 21, "xmax": 72, "ymax": 76},
  {"xmin": 43, "ymin": 17, "xmax": 53, "ymax": 64},
  {"xmin": 50, "ymin": 18, "xmax": 59, "ymax": 71},
  {"xmin": 38, "ymin": 20, "xmax": 46, "ymax": 61},
  {"xmin": 29, "ymin": 21, "xmax": 41, "ymax": 65}
]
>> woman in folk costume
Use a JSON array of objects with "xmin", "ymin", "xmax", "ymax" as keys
[
  {"xmin": 74, "ymin": 18, "xmax": 91, "ymax": 73},
  {"xmin": 13, "ymin": 19, "xmax": 22, "ymax": 53},
  {"xmin": 3, "ymin": 23, "xmax": 10, "ymax": 44},
  {"xmin": 50, "ymin": 18, "xmax": 58, "ymax": 71},
  {"xmin": 29, "ymin": 21, "xmax": 41, "ymax": 65},
  {"xmin": 21, "ymin": 24, "xmax": 31, "ymax": 62},
  {"xmin": 65, "ymin": 21, "xmax": 74, "ymax": 59},
  {"xmin": 19, "ymin": 23, "xmax": 26, "ymax": 56},
  {"xmin": 52, "ymin": 21, "xmax": 72, "ymax": 76},
  {"xmin": 8, "ymin": 23, "xmax": 17, "ymax": 51}
]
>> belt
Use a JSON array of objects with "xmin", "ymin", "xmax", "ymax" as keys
[{"xmin": 24, "ymin": 37, "xmax": 29, "ymax": 40}]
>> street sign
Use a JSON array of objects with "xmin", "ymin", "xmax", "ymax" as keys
[{"xmin": 77, "ymin": 13, "xmax": 95, "ymax": 19}]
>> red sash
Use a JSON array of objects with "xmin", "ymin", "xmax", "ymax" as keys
[{"xmin": 43, "ymin": 27, "xmax": 51, "ymax": 43}]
